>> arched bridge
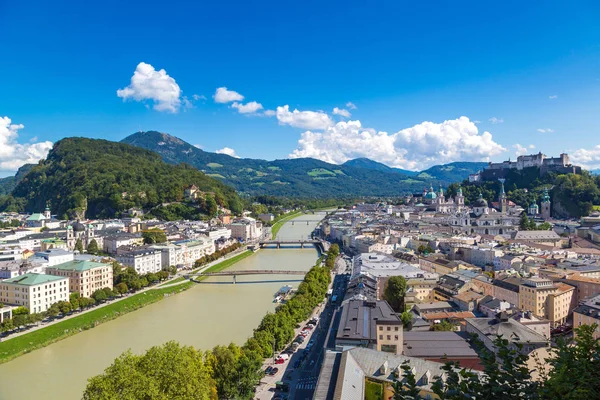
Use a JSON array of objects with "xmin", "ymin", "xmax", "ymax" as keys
[{"xmin": 185, "ymin": 269, "xmax": 307, "ymax": 284}]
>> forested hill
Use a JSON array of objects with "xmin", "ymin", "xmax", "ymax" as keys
[
  {"xmin": 122, "ymin": 131, "xmax": 484, "ymax": 197},
  {"xmin": 445, "ymin": 167, "xmax": 600, "ymax": 218},
  {"xmin": 0, "ymin": 164, "xmax": 35, "ymax": 196},
  {"xmin": 3, "ymin": 138, "xmax": 242, "ymax": 219}
]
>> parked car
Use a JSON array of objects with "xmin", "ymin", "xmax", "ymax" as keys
[
  {"xmin": 265, "ymin": 366, "xmax": 273, "ymax": 375},
  {"xmin": 269, "ymin": 367, "xmax": 279, "ymax": 375}
]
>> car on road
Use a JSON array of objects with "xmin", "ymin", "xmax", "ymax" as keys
[
  {"xmin": 265, "ymin": 366, "xmax": 273, "ymax": 375},
  {"xmin": 269, "ymin": 367, "xmax": 279, "ymax": 375},
  {"xmin": 295, "ymin": 335, "xmax": 305, "ymax": 343},
  {"xmin": 308, "ymin": 339, "xmax": 315, "ymax": 347}
]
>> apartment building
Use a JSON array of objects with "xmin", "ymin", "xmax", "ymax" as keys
[
  {"xmin": 0, "ymin": 273, "xmax": 69, "ymax": 313},
  {"xmin": 573, "ymin": 293, "xmax": 600, "ymax": 340},
  {"xmin": 46, "ymin": 260, "xmax": 113, "ymax": 298},
  {"xmin": 519, "ymin": 277, "xmax": 575, "ymax": 327},
  {"xmin": 116, "ymin": 248, "xmax": 162, "ymax": 274}
]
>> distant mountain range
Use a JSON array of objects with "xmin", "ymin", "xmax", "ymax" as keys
[{"xmin": 121, "ymin": 131, "xmax": 488, "ymax": 197}]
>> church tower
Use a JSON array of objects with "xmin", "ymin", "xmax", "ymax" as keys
[
  {"xmin": 498, "ymin": 179, "xmax": 507, "ymax": 213},
  {"xmin": 43, "ymin": 202, "xmax": 51, "ymax": 220},
  {"xmin": 456, "ymin": 185, "xmax": 465, "ymax": 210},
  {"xmin": 541, "ymin": 188, "xmax": 551, "ymax": 220}
]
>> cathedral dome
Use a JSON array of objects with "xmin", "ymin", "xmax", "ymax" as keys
[
  {"xmin": 71, "ymin": 221, "xmax": 86, "ymax": 232},
  {"xmin": 424, "ymin": 186, "xmax": 437, "ymax": 199},
  {"xmin": 475, "ymin": 193, "xmax": 488, "ymax": 207}
]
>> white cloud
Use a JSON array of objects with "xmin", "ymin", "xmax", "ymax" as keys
[
  {"xmin": 473, "ymin": 120, "xmax": 481, "ymax": 124},
  {"xmin": 215, "ymin": 147, "xmax": 239, "ymax": 158},
  {"xmin": 571, "ymin": 146, "xmax": 600, "ymax": 170},
  {"xmin": 0, "ymin": 116, "xmax": 53, "ymax": 172},
  {"xmin": 213, "ymin": 87, "xmax": 244, "ymax": 103},
  {"xmin": 346, "ymin": 102, "xmax": 357, "ymax": 110},
  {"xmin": 549, "ymin": 95, "xmax": 558, "ymax": 99},
  {"xmin": 333, "ymin": 107, "xmax": 351, "ymax": 118},
  {"xmin": 232, "ymin": 101, "xmax": 263, "ymax": 114},
  {"xmin": 193, "ymin": 144, "xmax": 203, "ymax": 149},
  {"xmin": 537, "ymin": 128, "xmax": 554, "ymax": 133},
  {"xmin": 276, "ymin": 105, "xmax": 333, "ymax": 130},
  {"xmin": 529, "ymin": 144, "xmax": 536, "ymax": 149},
  {"xmin": 193, "ymin": 94, "xmax": 206, "ymax": 101},
  {"xmin": 289, "ymin": 116, "xmax": 506, "ymax": 170},
  {"xmin": 489, "ymin": 117, "xmax": 504, "ymax": 124},
  {"xmin": 117, "ymin": 62, "xmax": 182, "ymax": 113},
  {"xmin": 513, "ymin": 143, "xmax": 530, "ymax": 156},
  {"xmin": 263, "ymin": 110, "xmax": 276, "ymax": 117}
]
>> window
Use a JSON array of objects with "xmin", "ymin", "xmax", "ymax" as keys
[
  {"xmin": 387, "ymin": 335, "xmax": 391, "ymax": 340},
  {"xmin": 379, "ymin": 335, "xmax": 383, "ymax": 340},
  {"xmin": 387, "ymin": 326, "xmax": 391, "ymax": 331}
]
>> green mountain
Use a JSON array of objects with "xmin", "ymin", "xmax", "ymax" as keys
[
  {"xmin": 121, "ymin": 131, "xmax": 482, "ymax": 197},
  {"xmin": 417, "ymin": 162, "xmax": 487, "ymax": 182},
  {"xmin": 342, "ymin": 158, "xmax": 419, "ymax": 176},
  {"xmin": 6, "ymin": 138, "xmax": 242, "ymax": 219},
  {"xmin": 0, "ymin": 164, "xmax": 35, "ymax": 196}
]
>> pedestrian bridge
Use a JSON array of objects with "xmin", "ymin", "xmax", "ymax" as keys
[
  {"xmin": 185, "ymin": 269, "xmax": 307, "ymax": 284},
  {"xmin": 259, "ymin": 239, "xmax": 322, "ymax": 249}
]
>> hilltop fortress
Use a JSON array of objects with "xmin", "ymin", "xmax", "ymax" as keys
[{"xmin": 470, "ymin": 152, "xmax": 581, "ymax": 182}]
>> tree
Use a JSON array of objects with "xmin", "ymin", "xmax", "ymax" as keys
[
  {"xmin": 384, "ymin": 276, "xmax": 407, "ymax": 312},
  {"xmin": 58, "ymin": 301, "xmax": 72, "ymax": 315},
  {"xmin": 542, "ymin": 324, "xmax": 600, "ymax": 399},
  {"xmin": 75, "ymin": 238, "xmax": 84, "ymax": 253},
  {"xmin": 12, "ymin": 306, "xmax": 29, "ymax": 315},
  {"xmin": 432, "ymin": 320, "xmax": 457, "ymax": 331},
  {"xmin": 142, "ymin": 228, "xmax": 167, "ymax": 244},
  {"xmin": 87, "ymin": 239, "xmax": 99, "ymax": 254},
  {"xmin": 115, "ymin": 282, "xmax": 128, "ymax": 295},
  {"xmin": 83, "ymin": 341, "xmax": 216, "ymax": 400},
  {"xmin": 103, "ymin": 287, "xmax": 115, "ymax": 299},
  {"xmin": 91, "ymin": 289, "xmax": 108, "ymax": 303},
  {"xmin": 47, "ymin": 303, "xmax": 60, "ymax": 318},
  {"xmin": 538, "ymin": 221, "xmax": 553, "ymax": 231}
]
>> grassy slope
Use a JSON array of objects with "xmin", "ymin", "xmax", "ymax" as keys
[
  {"xmin": 0, "ymin": 282, "xmax": 193, "ymax": 364},
  {"xmin": 270, "ymin": 211, "xmax": 303, "ymax": 239}
]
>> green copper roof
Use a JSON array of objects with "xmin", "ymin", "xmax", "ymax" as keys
[
  {"xmin": 3, "ymin": 273, "xmax": 66, "ymax": 286},
  {"xmin": 26, "ymin": 213, "xmax": 46, "ymax": 221},
  {"xmin": 49, "ymin": 260, "xmax": 110, "ymax": 272}
]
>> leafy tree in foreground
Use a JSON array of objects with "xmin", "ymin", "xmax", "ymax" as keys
[
  {"xmin": 384, "ymin": 276, "xmax": 407, "ymax": 312},
  {"xmin": 83, "ymin": 341, "xmax": 217, "ymax": 400},
  {"xmin": 87, "ymin": 239, "xmax": 99, "ymax": 254},
  {"xmin": 75, "ymin": 238, "xmax": 83, "ymax": 253}
]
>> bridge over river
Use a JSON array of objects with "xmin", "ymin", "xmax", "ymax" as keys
[{"xmin": 186, "ymin": 269, "xmax": 307, "ymax": 284}]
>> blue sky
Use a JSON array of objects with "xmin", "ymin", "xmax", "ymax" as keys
[{"xmin": 1, "ymin": 0, "xmax": 600, "ymax": 176}]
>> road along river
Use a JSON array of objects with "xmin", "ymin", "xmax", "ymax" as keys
[{"xmin": 0, "ymin": 212, "xmax": 324, "ymax": 400}]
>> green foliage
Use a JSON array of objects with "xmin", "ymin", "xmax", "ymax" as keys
[
  {"xmin": 5, "ymin": 137, "xmax": 241, "ymax": 218},
  {"xmin": 417, "ymin": 244, "xmax": 433, "ymax": 255},
  {"xmin": 431, "ymin": 320, "xmax": 457, "ymax": 331},
  {"xmin": 87, "ymin": 239, "xmax": 99, "ymax": 254},
  {"xmin": 193, "ymin": 242, "xmax": 242, "ymax": 269},
  {"xmin": 384, "ymin": 276, "xmax": 407, "ymax": 312},
  {"xmin": 365, "ymin": 379, "xmax": 384, "ymax": 400},
  {"xmin": 142, "ymin": 228, "xmax": 167, "ymax": 244},
  {"xmin": 74, "ymin": 238, "xmax": 83, "ymax": 253},
  {"xmin": 83, "ymin": 341, "xmax": 216, "ymax": 400}
]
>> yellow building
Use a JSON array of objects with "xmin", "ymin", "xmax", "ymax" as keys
[
  {"xmin": 573, "ymin": 294, "xmax": 600, "ymax": 340},
  {"xmin": 46, "ymin": 260, "xmax": 113, "ymax": 298},
  {"xmin": 519, "ymin": 278, "xmax": 575, "ymax": 327},
  {"xmin": 0, "ymin": 273, "xmax": 69, "ymax": 313}
]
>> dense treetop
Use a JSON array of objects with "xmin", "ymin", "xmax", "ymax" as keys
[{"xmin": 3, "ymin": 138, "xmax": 242, "ymax": 219}]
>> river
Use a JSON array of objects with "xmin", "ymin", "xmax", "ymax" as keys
[{"xmin": 0, "ymin": 212, "xmax": 324, "ymax": 400}]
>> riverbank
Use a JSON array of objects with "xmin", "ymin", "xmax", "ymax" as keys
[
  {"xmin": 0, "ymin": 250, "xmax": 259, "ymax": 364},
  {"xmin": 271, "ymin": 211, "xmax": 304, "ymax": 238},
  {"xmin": 0, "ymin": 282, "xmax": 194, "ymax": 365}
]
